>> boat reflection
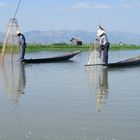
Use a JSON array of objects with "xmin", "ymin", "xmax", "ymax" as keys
[
  {"xmin": 86, "ymin": 66, "xmax": 109, "ymax": 112},
  {"xmin": 0, "ymin": 60, "xmax": 26, "ymax": 105}
]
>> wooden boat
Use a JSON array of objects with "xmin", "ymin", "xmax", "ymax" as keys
[
  {"xmin": 85, "ymin": 55, "xmax": 140, "ymax": 67},
  {"xmin": 21, "ymin": 51, "xmax": 80, "ymax": 63}
]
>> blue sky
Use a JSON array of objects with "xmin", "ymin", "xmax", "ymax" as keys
[{"xmin": 0, "ymin": 0, "xmax": 140, "ymax": 34}]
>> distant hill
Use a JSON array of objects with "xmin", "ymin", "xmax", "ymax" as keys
[
  {"xmin": 1, "ymin": 30, "xmax": 140, "ymax": 45},
  {"xmin": 108, "ymin": 31, "xmax": 140, "ymax": 45},
  {"xmin": 24, "ymin": 30, "xmax": 95, "ymax": 44}
]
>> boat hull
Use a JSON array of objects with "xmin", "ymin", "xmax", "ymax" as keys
[
  {"xmin": 21, "ymin": 51, "xmax": 80, "ymax": 63},
  {"xmin": 85, "ymin": 55, "xmax": 140, "ymax": 67}
]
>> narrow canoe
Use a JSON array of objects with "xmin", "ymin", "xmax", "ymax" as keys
[
  {"xmin": 21, "ymin": 51, "xmax": 80, "ymax": 63},
  {"xmin": 85, "ymin": 55, "xmax": 140, "ymax": 67}
]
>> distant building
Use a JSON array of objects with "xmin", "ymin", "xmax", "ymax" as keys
[
  {"xmin": 119, "ymin": 42, "xmax": 125, "ymax": 45},
  {"xmin": 70, "ymin": 37, "xmax": 82, "ymax": 45}
]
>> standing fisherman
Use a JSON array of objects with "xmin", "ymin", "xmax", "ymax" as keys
[
  {"xmin": 16, "ymin": 30, "xmax": 26, "ymax": 60},
  {"xmin": 96, "ymin": 25, "xmax": 110, "ymax": 64}
]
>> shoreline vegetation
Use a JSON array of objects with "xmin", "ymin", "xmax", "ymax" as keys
[{"xmin": 0, "ymin": 43, "xmax": 140, "ymax": 53}]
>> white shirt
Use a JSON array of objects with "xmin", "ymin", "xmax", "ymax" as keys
[{"xmin": 99, "ymin": 34, "xmax": 109, "ymax": 46}]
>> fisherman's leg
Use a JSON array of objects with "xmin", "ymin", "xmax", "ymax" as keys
[
  {"xmin": 103, "ymin": 48, "xmax": 108, "ymax": 64},
  {"xmin": 20, "ymin": 46, "xmax": 25, "ymax": 60},
  {"xmin": 105, "ymin": 44, "xmax": 109, "ymax": 64},
  {"xmin": 19, "ymin": 46, "xmax": 22, "ymax": 59},
  {"xmin": 21, "ymin": 47, "xmax": 25, "ymax": 59},
  {"xmin": 105, "ymin": 55, "xmax": 108, "ymax": 64}
]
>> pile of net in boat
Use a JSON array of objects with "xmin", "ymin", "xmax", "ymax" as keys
[
  {"xmin": 1, "ymin": 18, "xmax": 20, "ymax": 63},
  {"xmin": 87, "ymin": 43, "xmax": 102, "ymax": 65}
]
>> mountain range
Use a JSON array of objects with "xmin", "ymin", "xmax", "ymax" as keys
[{"xmin": 0, "ymin": 30, "xmax": 140, "ymax": 45}]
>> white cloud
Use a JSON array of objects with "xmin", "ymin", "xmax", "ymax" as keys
[
  {"xmin": 0, "ymin": 2, "xmax": 8, "ymax": 7},
  {"xmin": 61, "ymin": 1, "xmax": 140, "ymax": 10},
  {"xmin": 66, "ymin": 2, "xmax": 114, "ymax": 10},
  {"xmin": 118, "ymin": 0, "xmax": 140, "ymax": 8},
  {"xmin": 121, "ymin": 2, "xmax": 140, "ymax": 8}
]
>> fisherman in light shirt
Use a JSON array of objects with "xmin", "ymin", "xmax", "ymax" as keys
[
  {"xmin": 16, "ymin": 30, "xmax": 26, "ymax": 60},
  {"xmin": 96, "ymin": 25, "xmax": 110, "ymax": 64}
]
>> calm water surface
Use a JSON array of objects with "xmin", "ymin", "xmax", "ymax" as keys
[{"xmin": 0, "ymin": 50, "xmax": 140, "ymax": 140}]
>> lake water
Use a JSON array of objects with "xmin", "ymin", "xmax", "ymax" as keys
[{"xmin": 0, "ymin": 50, "xmax": 140, "ymax": 140}]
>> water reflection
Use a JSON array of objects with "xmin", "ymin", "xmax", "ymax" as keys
[
  {"xmin": 0, "ymin": 60, "xmax": 26, "ymax": 104},
  {"xmin": 86, "ymin": 66, "xmax": 109, "ymax": 112}
]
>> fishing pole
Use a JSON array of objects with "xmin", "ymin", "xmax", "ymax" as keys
[
  {"xmin": 11, "ymin": 0, "xmax": 22, "ymax": 61},
  {"xmin": 14, "ymin": 0, "xmax": 22, "ymax": 19}
]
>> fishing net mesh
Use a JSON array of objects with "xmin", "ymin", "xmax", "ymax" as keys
[
  {"xmin": 1, "ymin": 18, "xmax": 20, "ymax": 62},
  {"xmin": 87, "ymin": 43, "xmax": 102, "ymax": 65},
  {"xmin": 0, "ymin": 18, "xmax": 25, "ymax": 104}
]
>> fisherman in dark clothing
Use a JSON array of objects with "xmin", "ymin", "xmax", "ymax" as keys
[
  {"xmin": 16, "ymin": 30, "xmax": 26, "ymax": 60},
  {"xmin": 96, "ymin": 25, "xmax": 110, "ymax": 64}
]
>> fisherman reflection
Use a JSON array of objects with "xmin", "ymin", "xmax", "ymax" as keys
[
  {"xmin": 86, "ymin": 66, "xmax": 109, "ymax": 112},
  {"xmin": 0, "ymin": 62, "xmax": 26, "ymax": 104}
]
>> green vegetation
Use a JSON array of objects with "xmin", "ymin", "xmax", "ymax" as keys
[
  {"xmin": 0, "ymin": 43, "xmax": 140, "ymax": 53},
  {"xmin": 110, "ymin": 44, "xmax": 140, "ymax": 50},
  {"xmin": 26, "ymin": 44, "xmax": 91, "ymax": 52}
]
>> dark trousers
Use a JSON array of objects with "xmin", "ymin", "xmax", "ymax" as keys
[
  {"xmin": 100, "ymin": 43, "xmax": 110, "ymax": 64},
  {"xmin": 19, "ymin": 44, "xmax": 26, "ymax": 59}
]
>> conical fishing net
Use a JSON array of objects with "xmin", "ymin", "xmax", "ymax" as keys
[
  {"xmin": 87, "ymin": 43, "xmax": 102, "ymax": 65},
  {"xmin": 1, "ymin": 18, "xmax": 20, "ymax": 62},
  {"xmin": 0, "ymin": 18, "xmax": 25, "ymax": 104}
]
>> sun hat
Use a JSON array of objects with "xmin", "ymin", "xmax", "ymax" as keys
[{"xmin": 16, "ymin": 30, "xmax": 21, "ymax": 35}]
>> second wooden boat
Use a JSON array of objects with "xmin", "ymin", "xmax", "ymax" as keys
[{"xmin": 85, "ymin": 55, "xmax": 140, "ymax": 67}]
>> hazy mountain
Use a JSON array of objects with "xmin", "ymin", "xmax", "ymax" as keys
[
  {"xmin": 108, "ymin": 31, "xmax": 140, "ymax": 45},
  {"xmin": 1, "ymin": 30, "xmax": 140, "ymax": 45},
  {"xmin": 24, "ymin": 30, "xmax": 95, "ymax": 44}
]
